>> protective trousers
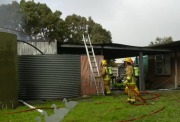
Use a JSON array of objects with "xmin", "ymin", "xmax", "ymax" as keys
[
  {"xmin": 127, "ymin": 85, "xmax": 136, "ymax": 103},
  {"xmin": 103, "ymin": 80, "xmax": 111, "ymax": 94},
  {"xmin": 124, "ymin": 77, "xmax": 139, "ymax": 103}
]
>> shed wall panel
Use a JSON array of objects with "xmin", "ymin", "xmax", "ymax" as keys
[
  {"xmin": 17, "ymin": 41, "xmax": 57, "ymax": 55},
  {"xmin": 147, "ymin": 53, "xmax": 175, "ymax": 89},
  {"xmin": 18, "ymin": 55, "xmax": 81, "ymax": 100},
  {"xmin": 0, "ymin": 32, "xmax": 18, "ymax": 109},
  {"xmin": 81, "ymin": 55, "xmax": 103, "ymax": 95}
]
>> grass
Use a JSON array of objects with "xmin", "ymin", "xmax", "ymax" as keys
[{"xmin": 0, "ymin": 90, "xmax": 180, "ymax": 122}]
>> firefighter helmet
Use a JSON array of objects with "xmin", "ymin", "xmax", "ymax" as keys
[
  {"xmin": 124, "ymin": 58, "xmax": 133, "ymax": 64},
  {"xmin": 101, "ymin": 59, "xmax": 107, "ymax": 66}
]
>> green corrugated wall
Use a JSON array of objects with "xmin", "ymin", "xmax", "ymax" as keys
[
  {"xmin": 135, "ymin": 56, "xmax": 148, "ymax": 77},
  {"xmin": 0, "ymin": 32, "xmax": 18, "ymax": 109}
]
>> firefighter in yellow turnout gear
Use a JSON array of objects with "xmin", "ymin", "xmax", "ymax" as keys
[
  {"xmin": 123, "ymin": 58, "xmax": 140, "ymax": 104},
  {"xmin": 100, "ymin": 60, "xmax": 111, "ymax": 95}
]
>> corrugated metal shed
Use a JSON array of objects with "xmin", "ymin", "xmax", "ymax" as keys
[
  {"xmin": 58, "ymin": 43, "xmax": 173, "ymax": 91},
  {"xmin": 58, "ymin": 43, "xmax": 172, "ymax": 59},
  {"xmin": 148, "ymin": 40, "xmax": 180, "ymax": 51},
  {"xmin": 18, "ymin": 54, "xmax": 81, "ymax": 100}
]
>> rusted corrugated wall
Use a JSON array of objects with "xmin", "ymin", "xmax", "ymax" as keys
[{"xmin": 81, "ymin": 55, "xmax": 104, "ymax": 95}]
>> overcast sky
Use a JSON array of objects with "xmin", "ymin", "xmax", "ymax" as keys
[{"xmin": 1, "ymin": 0, "xmax": 180, "ymax": 46}]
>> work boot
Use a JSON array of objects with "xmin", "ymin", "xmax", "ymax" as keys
[
  {"xmin": 106, "ymin": 91, "xmax": 111, "ymax": 95},
  {"xmin": 130, "ymin": 99, "xmax": 136, "ymax": 104},
  {"xmin": 126, "ymin": 98, "xmax": 131, "ymax": 103}
]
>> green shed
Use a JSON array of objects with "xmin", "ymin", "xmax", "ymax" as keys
[{"xmin": 0, "ymin": 32, "xmax": 18, "ymax": 109}]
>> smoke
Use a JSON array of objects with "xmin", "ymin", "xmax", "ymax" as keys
[
  {"xmin": 0, "ymin": 27, "xmax": 29, "ymax": 41},
  {"xmin": 0, "ymin": 0, "xmax": 20, "ymax": 6},
  {"xmin": 0, "ymin": 0, "xmax": 29, "ymax": 41}
]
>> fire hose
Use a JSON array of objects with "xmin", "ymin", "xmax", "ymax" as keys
[
  {"xmin": 126, "ymin": 85, "xmax": 147, "ymax": 104},
  {"xmin": 0, "ymin": 94, "xmax": 164, "ymax": 122},
  {"xmin": 116, "ymin": 106, "xmax": 165, "ymax": 122}
]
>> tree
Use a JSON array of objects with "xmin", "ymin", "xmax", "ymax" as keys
[
  {"xmin": 65, "ymin": 14, "xmax": 112, "ymax": 44},
  {"xmin": 20, "ymin": 0, "xmax": 68, "ymax": 42},
  {"xmin": 149, "ymin": 36, "xmax": 173, "ymax": 46},
  {"xmin": 65, "ymin": 14, "xmax": 87, "ymax": 43},
  {"xmin": 88, "ymin": 17, "xmax": 111, "ymax": 44}
]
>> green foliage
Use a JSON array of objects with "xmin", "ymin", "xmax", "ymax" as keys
[
  {"xmin": 88, "ymin": 17, "xmax": 112, "ymax": 44},
  {"xmin": 65, "ymin": 14, "xmax": 112, "ymax": 44},
  {"xmin": 20, "ymin": 0, "xmax": 68, "ymax": 42},
  {"xmin": 65, "ymin": 14, "xmax": 87, "ymax": 44},
  {"xmin": 149, "ymin": 36, "xmax": 173, "ymax": 46},
  {"xmin": 0, "ymin": 91, "xmax": 180, "ymax": 122}
]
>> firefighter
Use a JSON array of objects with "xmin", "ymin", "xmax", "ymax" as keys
[
  {"xmin": 123, "ymin": 57, "xmax": 140, "ymax": 104},
  {"xmin": 107, "ymin": 59, "xmax": 117, "ymax": 90},
  {"xmin": 100, "ymin": 59, "xmax": 111, "ymax": 95}
]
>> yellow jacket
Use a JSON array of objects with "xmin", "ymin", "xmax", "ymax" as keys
[
  {"xmin": 125, "ymin": 65, "xmax": 137, "ymax": 85},
  {"xmin": 100, "ymin": 66, "xmax": 111, "ymax": 81}
]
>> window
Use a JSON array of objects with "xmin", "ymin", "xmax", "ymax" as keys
[{"xmin": 155, "ymin": 54, "xmax": 171, "ymax": 75}]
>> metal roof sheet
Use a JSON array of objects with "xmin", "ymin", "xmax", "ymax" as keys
[{"xmin": 58, "ymin": 43, "xmax": 172, "ymax": 59}]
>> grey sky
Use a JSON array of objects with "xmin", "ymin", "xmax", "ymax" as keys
[{"xmin": 2, "ymin": 0, "xmax": 180, "ymax": 46}]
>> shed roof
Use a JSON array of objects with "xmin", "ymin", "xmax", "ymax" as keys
[
  {"xmin": 147, "ymin": 40, "xmax": 180, "ymax": 51},
  {"xmin": 58, "ymin": 43, "xmax": 172, "ymax": 59}
]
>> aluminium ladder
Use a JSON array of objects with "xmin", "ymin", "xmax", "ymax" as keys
[{"xmin": 82, "ymin": 34, "xmax": 105, "ymax": 95}]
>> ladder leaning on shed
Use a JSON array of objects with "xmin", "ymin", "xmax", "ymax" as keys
[{"xmin": 82, "ymin": 34, "xmax": 105, "ymax": 95}]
